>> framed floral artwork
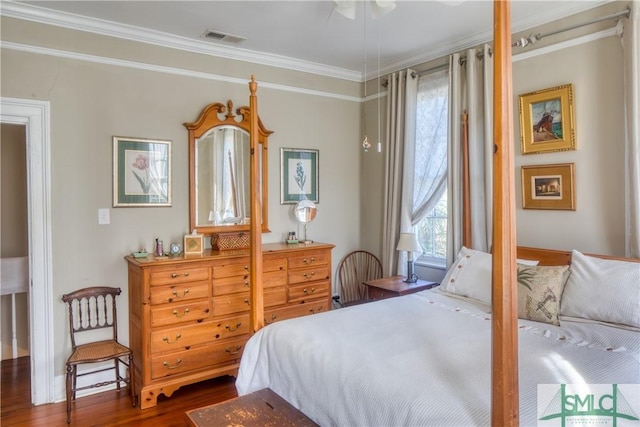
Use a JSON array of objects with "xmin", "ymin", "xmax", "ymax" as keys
[
  {"xmin": 518, "ymin": 84, "xmax": 576, "ymax": 154},
  {"xmin": 113, "ymin": 136, "xmax": 171, "ymax": 207},
  {"xmin": 280, "ymin": 148, "xmax": 319, "ymax": 204},
  {"xmin": 521, "ymin": 163, "xmax": 575, "ymax": 210}
]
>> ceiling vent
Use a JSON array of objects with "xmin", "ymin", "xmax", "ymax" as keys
[{"xmin": 201, "ymin": 29, "xmax": 246, "ymax": 44}]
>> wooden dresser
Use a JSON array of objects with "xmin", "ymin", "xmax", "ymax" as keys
[{"xmin": 125, "ymin": 242, "xmax": 333, "ymax": 409}]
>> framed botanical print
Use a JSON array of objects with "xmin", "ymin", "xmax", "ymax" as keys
[
  {"xmin": 519, "ymin": 84, "xmax": 576, "ymax": 155},
  {"xmin": 113, "ymin": 136, "xmax": 171, "ymax": 207},
  {"xmin": 280, "ymin": 148, "xmax": 319, "ymax": 204}
]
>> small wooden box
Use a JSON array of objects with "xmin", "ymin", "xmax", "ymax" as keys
[{"xmin": 210, "ymin": 232, "xmax": 250, "ymax": 251}]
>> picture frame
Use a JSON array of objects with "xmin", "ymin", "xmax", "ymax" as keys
[
  {"xmin": 113, "ymin": 136, "xmax": 171, "ymax": 207},
  {"xmin": 183, "ymin": 234, "xmax": 204, "ymax": 255},
  {"xmin": 280, "ymin": 148, "xmax": 319, "ymax": 204},
  {"xmin": 518, "ymin": 84, "xmax": 576, "ymax": 155},
  {"xmin": 521, "ymin": 163, "xmax": 575, "ymax": 210}
]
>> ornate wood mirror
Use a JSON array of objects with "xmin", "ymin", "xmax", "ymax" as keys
[{"xmin": 185, "ymin": 100, "xmax": 272, "ymax": 235}]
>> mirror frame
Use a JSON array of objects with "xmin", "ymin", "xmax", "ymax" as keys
[{"xmin": 185, "ymin": 100, "xmax": 272, "ymax": 235}]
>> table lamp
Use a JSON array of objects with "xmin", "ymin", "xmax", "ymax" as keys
[{"xmin": 396, "ymin": 232, "xmax": 421, "ymax": 283}]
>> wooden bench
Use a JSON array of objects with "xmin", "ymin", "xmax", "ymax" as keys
[{"xmin": 185, "ymin": 388, "xmax": 318, "ymax": 427}]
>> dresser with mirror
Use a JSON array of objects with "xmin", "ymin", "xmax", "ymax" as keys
[{"xmin": 126, "ymin": 91, "xmax": 333, "ymax": 408}]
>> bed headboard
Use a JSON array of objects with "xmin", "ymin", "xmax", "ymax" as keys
[{"xmin": 517, "ymin": 246, "xmax": 640, "ymax": 266}]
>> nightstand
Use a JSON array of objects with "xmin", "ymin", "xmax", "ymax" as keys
[{"xmin": 364, "ymin": 275, "xmax": 438, "ymax": 301}]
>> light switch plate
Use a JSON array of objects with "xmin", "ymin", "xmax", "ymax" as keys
[{"xmin": 98, "ymin": 208, "xmax": 110, "ymax": 225}]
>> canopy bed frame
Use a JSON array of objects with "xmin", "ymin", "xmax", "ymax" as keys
[
  {"xmin": 243, "ymin": 2, "xmax": 518, "ymax": 424},
  {"xmin": 242, "ymin": 2, "xmax": 637, "ymax": 426}
]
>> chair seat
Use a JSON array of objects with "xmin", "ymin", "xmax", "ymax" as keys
[{"xmin": 68, "ymin": 340, "xmax": 131, "ymax": 365}]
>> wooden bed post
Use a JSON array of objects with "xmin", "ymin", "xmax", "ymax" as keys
[
  {"xmin": 491, "ymin": 1, "xmax": 519, "ymax": 426},
  {"xmin": 461, "ymin": 110, "xmax": 471, "ymax": 249},
  {"xmin": 249, "ymin": 75, "xmax": 264, "ymax": 332}
]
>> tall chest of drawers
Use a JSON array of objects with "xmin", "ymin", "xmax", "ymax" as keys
[{"xmin": 126, "ymin": 242, "xmax": 333, "ymax": 408}]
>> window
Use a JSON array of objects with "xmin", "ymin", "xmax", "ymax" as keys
[{"xmin": 412, "ymin": 69, "xmax": 449, "ymax": 267}]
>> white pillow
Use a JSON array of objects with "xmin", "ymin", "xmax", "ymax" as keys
[
  {"xmin": 440, "ymin": 246, "xmax": 538, "ymax": 306},
  {"xmin": 560, "ymin": 250, "xmax": 640, "ymax": 328}
]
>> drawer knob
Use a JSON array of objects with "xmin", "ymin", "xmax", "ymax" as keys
[
  {"xmin": 264, "ymin": 314, "xmax": 277, "ymax": 324},
  {"xmin": 162, "ymin": 333, "xmax": 182, "ymax": 344},
  {"xmin": 244, "ymin": 281, "xmax": 249, "ymax": 287},
  {"xmin": 244, "ymin": 265, "xmax": 249, "ymax": 270},
  {"xmin": 303, "ymin": 257, "xmax": 315, "ymax": 264},
  {"xmin": 172, "ymin": 288, "xmax": 190, "ymax": 298},
  {"xmin": 303, "ymin": 272, "xmax": 316, "ymax": 279},
  {"xmin": 170, "ymin": 272, "xmax": 190, "ymax": 278},
  {"xmin": 225, "ymin": 345, "xmax": 242, "ymax": 355},
  {"xmin": 225, "ymin": 322, "xmax": 242, "ymax": 332},
  {"xmin": 172, "ymin": 308, "xmax": 190, "ymax": 318},
  {"xmin": 244, "ymin": 299, "xmax": 250, "ymax": 305},
  {"xmin": 163, "ymin": 359, "xmax": 182, "ymax": 369},
  {"xmin": 309, "ymin": 305, "xmax": 324, "ymax": 314},
  {"xmin": 303, "ymin": 287, "xmax": 316, "ymax": 294}
]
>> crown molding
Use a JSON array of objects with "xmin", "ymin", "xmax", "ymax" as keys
[
  {"xmin": 0, "ymin": 1, "xmax": 362, "ymax": 82},
  {"xmin": 1, "ymin": 41, "xmax": 362, "ymax": 103}
]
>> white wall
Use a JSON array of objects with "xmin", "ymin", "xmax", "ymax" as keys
[
  {"xmin": 513, "ymin": 35, "xmax": 626, "ymax": 255},
  {"xmin": 0, "ymin": 16, "xmax": 361, "ymax": 388}
]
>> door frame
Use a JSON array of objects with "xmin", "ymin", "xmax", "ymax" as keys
[{"xmin": 1, "ymin": 97, "xmax": 54, "ymax": 405}]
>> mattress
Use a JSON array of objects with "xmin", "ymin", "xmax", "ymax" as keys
[{"xmin": 236, "ymin": 290, "xmax": 640, "ymax": 426}]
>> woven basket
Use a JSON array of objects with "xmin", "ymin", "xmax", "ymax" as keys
[{"xmin": 210, "ymin": 232, "xmax": 250, "ymax": 251}]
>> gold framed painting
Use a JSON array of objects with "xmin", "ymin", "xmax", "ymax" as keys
[
  {"xmin": 518, "ymin": 84, "xmax": 576, "ymax": 155},
  {"xmin": 183, "ymin": 234, "xmax": 204, "ymax": 255},
  {"xmin": 521, "ymin": 163, "xmax": 575, "ymax": 210}
]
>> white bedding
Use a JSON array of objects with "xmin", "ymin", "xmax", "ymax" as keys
[{"xmin": 236, "ymin": 290, "xmax": 640, "ymax": 426}]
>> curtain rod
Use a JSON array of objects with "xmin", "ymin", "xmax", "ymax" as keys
[
  {"xmin": 381, "ymin": 7, "xmax": 630, "ymax": 87},
  {"xmin": 513, "ymin": 7, "xmax": 630, "ymax": 48}
]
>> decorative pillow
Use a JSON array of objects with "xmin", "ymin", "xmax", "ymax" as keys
[
  {"xmin": 560, "ymin": 250, "xmax": 640, "ymax": 328},
  {"xmin": 440, "ymin": 246, "xmax": 539, "ymax": 306},
  {"xmin": 517, "ymin": 264, "xmax": 570, "ymax": 325}
]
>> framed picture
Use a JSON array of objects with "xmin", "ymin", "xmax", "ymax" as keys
[
  {"xmin": 521, "ymin": 163, "xmax": 575, "ymax": 210},
  {"xmin": 280, "ymin": 148, "xmax": 319, "ymax": 204},
  {"xmin": 113, "ymin": 136, "xmax": 171, "ymax": 207},
  {"xmin": 183, "ymin": 234, "xmax": 204, "ymax": 255},
  {"xmin": 518, "ymin": 84, "xmax": 576, "ymax": 155}
]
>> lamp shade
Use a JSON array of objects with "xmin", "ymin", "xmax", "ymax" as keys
[{"xmin": 396, "ymin": 232, "xmax": 421, "ymax": 253}]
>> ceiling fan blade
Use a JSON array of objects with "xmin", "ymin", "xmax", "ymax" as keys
[
  {"xmin": 371, "ymin": 0, "xmax": 396, "ymax": 19},
  {"xmin": 333, "ymin": 0, "xmax": 357, "ymax": 20}
]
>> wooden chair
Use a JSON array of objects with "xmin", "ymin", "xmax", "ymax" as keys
[
  {"xmin": 337, "ymin": 251, "xmax": 383, "ymax": 306},
  {"xmin": 61, "ymin": 286, "xmax": 136, "ymax": 423}
]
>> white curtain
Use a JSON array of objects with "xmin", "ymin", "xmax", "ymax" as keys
[
  {"xmin": 410, "ymin": 70, "xmax": 449, "ymax": 224},
  {"xmin": 446, "ymin": 45, "xmax": 494, "ymax": 265},
  {"xmin": 622, "ymin": 4, "xmax": 640, "ymax": 257},
  {"xmin": 382, "ymin": 69, "xmax": 418, "ymax": 276}
]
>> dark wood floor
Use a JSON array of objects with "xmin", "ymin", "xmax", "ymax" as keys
[{"xmin": 1, "ymin": 356, "xmax": 238, "ymax": 426}]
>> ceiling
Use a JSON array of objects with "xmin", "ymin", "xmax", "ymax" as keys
[{"xmin": 5, "ymin": 1, "xmax": 610, "ymax": 81}]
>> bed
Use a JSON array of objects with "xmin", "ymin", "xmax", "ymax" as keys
[
  {"xmin": 236, "ymin": 247, "xmax": 639, "ymax": 426},
  {"xmin": 239, "ymin": 3, "xmax": 638, "ymax": 425}
]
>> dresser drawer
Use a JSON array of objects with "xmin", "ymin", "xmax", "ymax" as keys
[
  {"xmin": 288, "ymin": 252, "xmax": 329, "ymax": 269},
  {"xmin": 151, "ymin": 301, "xmax": 211, "ymax": 327},
  {"xmin": 149, "ymin": 266, "xmax": 210, "ymax": 286},
  {"xmin": 264, "ymin": 257, "xmax": 286, "ymax": 273},
  {"xmin": 264, "ymin": 270, "xmax": 287, "ymax": 288},
  {"xmin": 264, "ymin": 286, "xmax": 287, "ymax": 308},
  {"xmin": 264, "ymin": 301, "xmax": 328, "ymax": 325},
  {"xmin": 151, "ymin": 337, "xmax": 246, "ymax": 380},
  {"xmin": 213, "ymin": 259, "xmax": 250, "ymax": 279},
  {"xmin": 288, "ymin": 280, "xmax": 330, "ymax": 303},
  {"xmin": 213, "ymin": 275, "xmax": 250, "ymax": 296},
  {"xmin": 288, "ymin": 266, "xmax": 330, "ymax": 285},
  {"xmin": 150, "ymin": 314, "xmax": 250, "ymax": 353},
  {"xmin": 213, "ymin": 292, "xmax": 250, "ymax": 317},
  {"xmin": 149, "ymin": 281, "xmax": 209, "ymax": 305}
]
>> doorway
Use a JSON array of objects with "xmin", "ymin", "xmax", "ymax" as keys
[{"xmin": 0, "ymin": 97, "xmax": 54, "ymax": 405}]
